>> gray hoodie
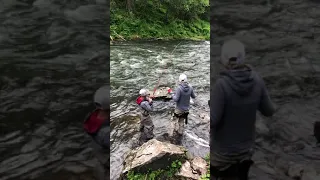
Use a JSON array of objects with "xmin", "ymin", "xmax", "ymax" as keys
[
  {"xmin": 172, "ymin": 82, "xmax": 196, "ymax": 111},
  {"xmin": 210, "ymin": 67, "xmax": 275, "ymax": 155}
]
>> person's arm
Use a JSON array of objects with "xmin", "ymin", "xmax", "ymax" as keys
[
  {"xmin": 258, "ymin": 78, "xmax": 276, "ymax": 117},
  {"xmin": 172, "ymin": 87, "xmax": 181, "ymax": 102},
  {"xmin": 191, "ymin": 87, "xmax": 196, "ymax": 99},
  {"xmin": 140, "ymin": 101, "xmax": 153, "ymax": 112},
  {"xmin": 94, "ymin": 126, "xmax": 110, "ymax": 149},
  {"xmin": 210, "ymin": 79, "xmax": 225, "ymax": 128}
]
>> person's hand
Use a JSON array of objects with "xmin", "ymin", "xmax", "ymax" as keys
[
  {"xmin": 190, "ymin": 98, "xmax": 194, "ymax": 105},
  {"xmin": 148, "ymin": 97, "xmax": 153, "ymax": 103}
]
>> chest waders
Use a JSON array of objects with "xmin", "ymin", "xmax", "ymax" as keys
[{"xmin": 139, "ymin": 109, "xmax": 154, "ymax": 145}]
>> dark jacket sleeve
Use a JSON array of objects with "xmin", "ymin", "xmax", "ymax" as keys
[
  {"xmin": 210, "ymin": 79, "xmax": 225, "ymax": 128},
  {"xmin": 258, "ymin": 77, "xmax": 276, "ymax": 117},
  {"xmin": 191, "ymin": 87, "xmax": 196, "ymax": 99},
  {"xmin": 140, "ymin": 101, "xmax": 153, "ymax": 112},
  {"xmin": 94, "ymin": 125, "xmax": 110, "ymax": 150}
]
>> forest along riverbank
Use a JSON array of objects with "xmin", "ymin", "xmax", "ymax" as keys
[
  {"xmin": 110, "ymin": 41, "xmax": 210, "ymax": 180},
  {"xmin": 110, "ymin": 0, "xmax": 210, "ymax": 41},
  {"xmin": 211, "ymin": 0, "xmax": 320, "ymax": 179},
  {"xmin": 0, "ymin": 0, "xmax": 108, "ymax": 180}
]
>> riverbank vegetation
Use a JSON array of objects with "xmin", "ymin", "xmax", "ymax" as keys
[
  {"xmin": 200, "ymin": 153, "xmax": 210, "ymax": 180},
  {"xmin": 126, "ymin": 160, "xmax": 182, "ymax": 180},
  {"xmin": 110, "ymin": 0, "xmax": 209, "ymax": 41},
  {"xmin": 126, "ymin": 154, "xmax": 210, "ymax": 180}
]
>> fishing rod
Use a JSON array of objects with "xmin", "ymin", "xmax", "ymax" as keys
[{"xmin": 151, "ymin": 41, "xmax": 182, "ymax": 98}]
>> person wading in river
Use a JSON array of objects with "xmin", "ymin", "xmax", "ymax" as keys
[
  {"xmin": 210, "ymin": 39, "xmax": 276, "ymax": 180},
  {"xmin": 171, "ymin": 73, "xmax": 196, "ymax": 144},
  {"xmin": 83, "ymin": 86, "xmax": 110, "ymax": 180},
  {"xmin": 136, "ymin": 89, "xmax": 155, "ymax": 145}
]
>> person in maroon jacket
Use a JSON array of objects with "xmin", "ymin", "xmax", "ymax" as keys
[{"xmin": 83, "ymin": 85, "xmax": 110, "ymax": 180}]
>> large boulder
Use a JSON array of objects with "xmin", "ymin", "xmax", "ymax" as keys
[{"xmin": 122, "ymin": 139, "xmax": 187, "ymax": 174}]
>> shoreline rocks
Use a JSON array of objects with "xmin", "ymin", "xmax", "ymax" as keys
[{"xmin": 121, "ymin": 139, "xmax": 208, "ymax": 180}]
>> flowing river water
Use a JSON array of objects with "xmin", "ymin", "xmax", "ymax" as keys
[
  {"xmin": 110, "ymin": 41, "xmax": 210, "ymax": 180},
  {"xmin": 0, "ymin": 0, "xmax": 108, "ymax": 179},
  {"xmin": 211, "ymin": 0, "xmax": 320, "ymax": 179}
]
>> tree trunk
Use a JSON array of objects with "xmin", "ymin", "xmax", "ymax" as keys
[{"xmin": 126, "ymin": 0, "xmax": 134, "ymax": 12}]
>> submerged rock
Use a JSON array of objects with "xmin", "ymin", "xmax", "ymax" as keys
[
  {"xmin": 122, "ymin": 139, "xmax": 187, "ymax": 174},
  {"xmin": 287, "ymin": 162, "xmax": 320, "ymax": 180}
]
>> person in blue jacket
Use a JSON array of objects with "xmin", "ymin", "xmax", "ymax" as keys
[{"xmin": 171, "ymin": 73, "xmax": 196, "ymax": 144}]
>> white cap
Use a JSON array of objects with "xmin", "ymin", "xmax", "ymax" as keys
[
  {"xmin": 179, "ymin": 73, "xmax": 188, "ymax": 83},
  {"xmin": 139, "ymin": 89, "xmax": 149, "ymax": 96},
  {"xmin": 94, "ymin": 85, "xmax": 109, "ymax": 110},
  {"xmin": 221, "ymin": 39, "xmax": 245, "ymax": 66}
]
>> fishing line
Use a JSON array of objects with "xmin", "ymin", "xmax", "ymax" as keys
[{"xmin": 152, "ymin": 41, "xmax": 182, "ymax": 97}]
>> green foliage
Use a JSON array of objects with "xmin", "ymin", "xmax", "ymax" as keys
[
  {"xmin": 126, "ymin": 160, "xmax": 183, "ymax": 180},
  {"xmin": 200, "ymin": 153, "xmax": 210, "ymax": 180},
  {"xmin": 162, "ymin": 0, "xmax": 209, "ymax": 20},
  {"xmin": 110, "ymin": 0, "xmax": 209, "ymax": 40}
]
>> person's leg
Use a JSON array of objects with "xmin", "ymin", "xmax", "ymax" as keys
[
  {"xmin": 139, "ymin": 115, "xmax": 147, "ymax": 145},
  {"xmin": 210, "ymin": 152, "xmax": 239, "ymax": 180},
  {"xmin": 91, "ymin": 141, "xmax": 108, "ymax": 180},
  {"xmin": 177, "ymin": 117, "xmax": 184, "ymax": 135},
  {"xmin": 174, "ymin": 109, "xmax": 184, "ymax": 134},
  {"xmin": 144, "ymin": 115, "xmax": 154, "ymax": 141},
  {"xmin": 172, "ymin": 109, "xmax": 184, "ymax": 144},
  {"xmin": 211, "ymin": 151, "xmax": 253, "ymax": 180},
  {"xmin": 238, "ymin": 160, "xmax": 253, "ymax": 180},
  {"xmin": 94, "ymin": 160, "xmax": 105, "ymax": 180},
  {"xmin": 139, "ymin": 114, "xmax": 154, "ymax": 144}
]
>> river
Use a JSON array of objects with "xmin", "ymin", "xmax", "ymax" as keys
[
  {"xmin": 0, "ymin": 0, "xmax": 108, "ymax": 180},
  {"xmin": 110, "ymin": 41, "xmax": 210, "ymax": 180},
  {"xmin": 211, "ymin": 0, "xmax": 320, "ymax": 179}
]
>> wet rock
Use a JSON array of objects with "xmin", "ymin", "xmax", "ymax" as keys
[
  {"xmin": 0, "ymin": 0, "xmax": 28, "ymax": 11},
  {"xmin": 301, "ymin": 168, "xmax": 320, "ymax": 180},
  {"xmin": 33, "ymin": 0, "xmax": 51, "ymax": 8},
  {"xmin": 314, "ymin": 121, "xmax": 320, "ymax": 144},
  {"xmin": 21, "ymin": 137, "xmax": 44, "ymax": 153},
  {"xmin": 122, "ymin": 139, "xmax": 187, "ymax": 174},
  {"xmin": 190, "ymin": 157, "xmax": 207, "ymax": 175},
  {"xmin": 176, "ymin": 156, "xmax": 208, "ymax": 180},
  {"xmin": 176, "ymin": 161, "xmax": 199, "ymax": 180},
  {"xmin": 256, "ymin": 163, "xmax": 276, "ymax": 175},
  {"xmin": 199, "ymin": 112, "xmax": 210, "ymax": 123},
  {"xmin": 288, "ymin": 163, "xmax": 304, "ymax": 179},
  {"xmin": 64, "ymin": 5, "xmax": 101, "ymax": 22}
]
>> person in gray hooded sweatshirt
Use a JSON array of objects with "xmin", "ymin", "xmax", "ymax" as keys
[
  {"xmin": 171, "ymin": 73, "xmax": 196, "ymax": 143},
  {"xmin": 210, "ymin": 39, "xmax": 276, "ymax": 180}
]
